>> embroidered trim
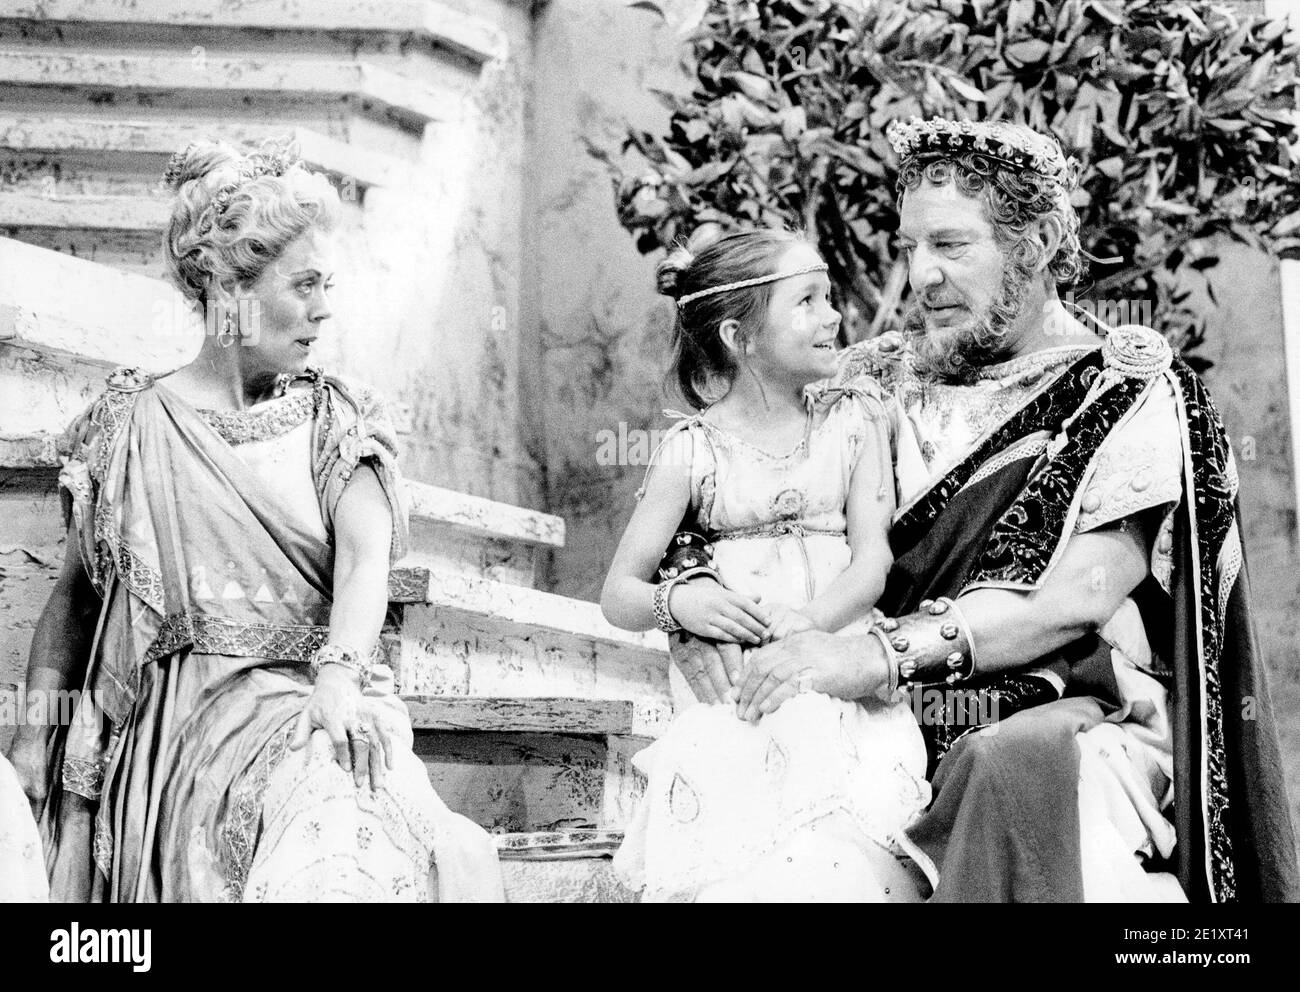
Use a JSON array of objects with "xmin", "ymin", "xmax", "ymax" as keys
[
  {"xmin": 144, "ymin": 612, "xmax": 330, "ymax": 664},
  {"xmin": 970, "ymin": 374, "xmax": 1149, "ymax": 585},
  {"xmin": 198, "ymin": 390, "xmax": 314, "ymax": 446},
  {"xmin": 1217, "ymin": 521, "xmax": 1243, "ymax": 643},
  {"xmin": 1152, "ymin": 507, "xmax": 1176, "ymax": 595},
  {"xmin": 89, "ymin": 386, "xmax": 140, "ymax": 485},
  {"xmin": 93, "ymin": 811, "xmax": 114, "ymax": 878},
  {"xmin": 221, "ymin": 724, "xmax": 296, "ymax": 902},
  {"xmin": 975, "ymin": 344, "xmax": 1100, "ymax": 383},
  {"xmin": 893, "ymin": 352, "xmax": 1104, "ymax": 549},
  {"xmin": 89, "ymin": 501, "xmax": 165, "ymax": 612},
  {"xmin": 1224, "ymin": 450, "xmax": 1240, "ymax": 502},
  {"xmin": 62, "ymin": 755, "xmax": 105, "ymax": 799},
  {"xmin": 1171, "ymin": 362, "xmax": 1236, "ymax": 902},
  {"xmin": 961, "ymin": 433, "xmax": 1050, "ymax": 493}
]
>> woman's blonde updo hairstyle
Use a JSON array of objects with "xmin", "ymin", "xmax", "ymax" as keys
[{"xmin": 162, "ymin": 138, "xmax": 342, "ymax": 308}]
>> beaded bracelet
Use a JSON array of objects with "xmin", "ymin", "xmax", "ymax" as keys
[
  {"xmin": 309, "ymin": 643, "xmax": 374, "ymax": 691},
  {"xmin": 652, "ymin": 565, "xmax": 718, "ymax": 634}
]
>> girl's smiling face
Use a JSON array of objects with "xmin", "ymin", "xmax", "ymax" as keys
[{"xmin": 746, "ymin": 243, "xmax": 842, "ymax": 387}]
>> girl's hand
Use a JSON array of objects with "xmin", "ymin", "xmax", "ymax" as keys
[
  {"xmin": 762, "ymin": 605, "xmax": 816, "ymax": 643},
  {"xmin": 291, "ymin": 665, "xmax": 396, "ymax": 791},
  {"xmin": 668, "ymin": 581, "xmax": 770, "ymax": 644}
]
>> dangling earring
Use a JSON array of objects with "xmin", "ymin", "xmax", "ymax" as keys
[{"xmin": 217, "ymin": 310, "xmax": 237, "ymax": 348}]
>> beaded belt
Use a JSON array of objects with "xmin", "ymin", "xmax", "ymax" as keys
[{"xmin": 713, "ymin": 521, "xmax": 845, "ymax": 602}]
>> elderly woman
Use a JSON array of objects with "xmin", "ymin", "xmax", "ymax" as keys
[{"xmin": 3, "ymin": 140, "xmax": 503, "ymax": 902}]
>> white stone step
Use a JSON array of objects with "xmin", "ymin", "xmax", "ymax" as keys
[
  {"xmin": 0, "ymin": 235, "xmax": 199, "ymax": 370},
  {"xmin": 0, "ymin": 50, "xmax": 460, "ymax": 130},
  {"xmin": 3, "ymin": 0, "xmax": 508, "ymax": 64},
  {"xmin": 0, "ymin": 192, "xmax": 167, "ymax": 232},
  {"xmin": 402, "ymin": 699, "xmax": 648, "ymax": 834},
  {"xmin": 0, "ymin": 118, "xmax": 415, "ymax": 191},
  {"xmin": 403, "ymin": 695, "xmax": 629, "ymax": 735},
  {"xmin": 496, "ymin": 832, "xmax": 637, "ymax": 903},
  {"xmin": 401, "ymin": 479, "xmax": 563, "ymax": 589},
  {"xmin": 385, "ymin": 568, "xmax": 672, "ymax": 737},
  {"xmin": 0, "ymin": 351, "xmax": 105, "ymax": 450}
]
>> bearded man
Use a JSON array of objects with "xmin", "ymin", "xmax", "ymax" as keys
[{"xmin": 661, "ymin": 117, "xmax": 1298, "ymax": 902}]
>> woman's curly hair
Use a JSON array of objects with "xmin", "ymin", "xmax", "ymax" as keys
[{"xmin": 162, "ymin": 138, "xmax": 341, "ymax": 309}]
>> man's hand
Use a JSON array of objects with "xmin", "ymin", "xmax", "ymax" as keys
[
  {"xmin": 668, "ymin": 633, "xmax": 745, "ymax": 704},
  {"xmin": 762, "ymin": 605, "xmax": 816, "ymax": 643},
  {"xmin": 735, "ymin": 630, "xmax": 888, "ymax": 722}
]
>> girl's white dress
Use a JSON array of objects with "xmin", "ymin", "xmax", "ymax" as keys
[
  {"xmin": 0, "ymin": 753, "xmax": 48, "ymax": 901},
  {"xmin": 614, "ymin": 385, "xmax": 935, "ymax": 901}
]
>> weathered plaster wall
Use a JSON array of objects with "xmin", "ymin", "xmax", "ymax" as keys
[{"xmin": 523, "ymin": 0, "xmax": 691, "ymax": 603}]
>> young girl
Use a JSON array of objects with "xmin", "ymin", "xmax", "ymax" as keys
[{"xmin": 601, "ymin": 229, "xmax": 934, "ymax": 902}]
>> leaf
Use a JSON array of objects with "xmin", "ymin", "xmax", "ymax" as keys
[
  {"xmin": 729, "ymin": 71, "xmax": 774, "ymax": 102},
  {"xmin": 677, "ymin": 0, "xmax": 710, "ymax": 37},
  {"xmin": 1087, "ymin": 0, "xmax": 1123, "ymax": 27},
  {"xmin": 1006, "ymin": 0, "xmax": 1036, "ymax": 35},
  {"xmin": 1005, "ymin": 39, "xmax": 1052, "ymax": 64},
  {"xmin": 626, "ymin": 1, "xmax": 666, "ymax": 19},
  {"xmin": 1094, "ymin": 156, "xmax": 1124, "ymax": 179},
  {"xmin": 684, "ymin": 159, "xmax": 736, "ymax": 185},
  {"xmin": 682, "ymin": 118, "xmax": 712, "ymax": 143},
  {"xmin": 947, "ymin": 76, "xmax": 986, "ymax": 103},
  {"xmin": 781, "ymin": 106, "xmax": 808, "ymax": 141},
  {"xmin": 1272, "ymin": 211, "xmax": 1300, "ymax": 237}
]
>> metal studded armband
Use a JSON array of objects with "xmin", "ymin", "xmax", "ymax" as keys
[
  {"xmin": 870, "ymin": 597, "xmax": 976, "ymax": 690},
  {"xmin": 656, "ymin": 529, "xmax": 717, "ymax": 583}
]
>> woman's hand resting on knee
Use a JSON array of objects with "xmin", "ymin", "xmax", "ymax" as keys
[{"xmin": 291, "ymin": 665, "xmax": 396, "ymax": 791}]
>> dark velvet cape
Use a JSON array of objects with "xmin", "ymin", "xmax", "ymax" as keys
[{"xmin": 878, "ymin": 349, "xmax": 1298, "ymax": 903}]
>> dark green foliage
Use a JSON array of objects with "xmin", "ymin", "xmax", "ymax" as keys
[{"xmin": 595, "ymin": 0, "xmax": 1300, "ymax": 362}]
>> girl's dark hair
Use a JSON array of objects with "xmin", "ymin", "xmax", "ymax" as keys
[{"xmin": 657, "ymin": 228, "xmax": 807, "ymax": 409}]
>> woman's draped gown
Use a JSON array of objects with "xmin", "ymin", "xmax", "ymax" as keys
[{"xmin": 46, "ymin": 366, "xmax": 503, "ymax": 902}]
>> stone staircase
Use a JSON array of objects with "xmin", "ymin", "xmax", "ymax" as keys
[
  {"xmin": 0, "ymin": 0, "xmax": 664, "ymax": 902},
  {"xmin": 0, "ymin": 0, "xmax": 501, "ymax": 273}
]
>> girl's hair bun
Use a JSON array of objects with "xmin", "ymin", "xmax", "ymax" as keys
[
  {"xmin": 162, "ymin": 139, "xmax": 242, "ymax": 191},
  {"xmin": 655, "ymin": 246, "xmax": 694, "ymax": 299}
]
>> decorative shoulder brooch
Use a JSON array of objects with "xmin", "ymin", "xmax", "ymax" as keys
[{"xmin": 1102, "ymin": 324, "xmax": 1173, "ymax": 379}]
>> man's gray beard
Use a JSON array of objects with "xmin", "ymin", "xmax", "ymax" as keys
[{"xmin": 904, "ymin": 260, "xmax": 1035, "ymax": 385}]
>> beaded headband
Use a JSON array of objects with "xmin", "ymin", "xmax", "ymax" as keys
[
  {"xmin": 886, "ymin": 116, "xmax": 1078, "ymax": 189},
  {"xmin": 678, "ymin": 262, "xmax": 829, "ymax": 308}
]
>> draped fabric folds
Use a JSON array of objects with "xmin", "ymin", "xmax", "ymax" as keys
[
  {"xmin": 42, "ymin": 367, "xmax": 502, "ymax": 902},
  {"xmin": 874, "ymin": 343, "xmax": 1297, "ymax": 903}
]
